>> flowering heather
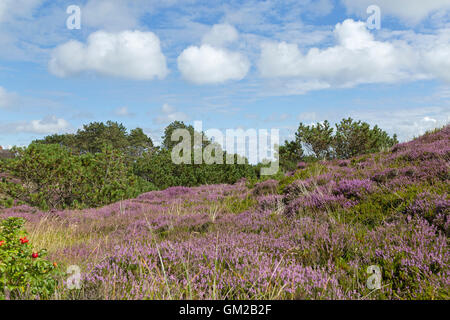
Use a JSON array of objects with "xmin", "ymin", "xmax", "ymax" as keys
[
  {"xmin": 256, "ymin": 194, "xmax": 283, "ymax": 212},
  {"xmin": 252, "ymin": 179, "xmax": 279, "ymax": 196},
  {"xmin": 0, "ymin": 126, "xmax": 449, "ymax": 300},
  {"xmin": 297, "ymin": 162, "xmax": 308, "ymax": 169},
  {"xmin": 405, "ymin": 192, "xmax": 450, "ymax": 235},
  {"xmin": 332, "ymin": 179, "xmax": 373, "ymax": 200}
]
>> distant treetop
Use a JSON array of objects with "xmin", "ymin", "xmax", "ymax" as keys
[{"xmin": 33, "ymin": 121, "xmax": 154, "ymax": 157}]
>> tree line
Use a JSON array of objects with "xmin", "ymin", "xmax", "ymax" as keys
[
  {"xmin": 0, "ymin": 118, "xmax": 397, "ymax": 210},
  {"xmin": 278, "ymin": 118, "xmax": 398, "ymax": 171}
]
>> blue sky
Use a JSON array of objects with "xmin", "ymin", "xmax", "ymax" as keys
[{"xmin": 0, "ymin": 0, "xmax": 449, "ymax": 149}]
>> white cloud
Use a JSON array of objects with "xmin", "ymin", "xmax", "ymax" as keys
[
  {"xmin": 153, "ymin": 103, "xmax": 189, "ymax": 124},
  {"xmin": 202, "ymin": 24, "xmax": 239, "ymax": 47},
  {"xmin": 1, "ymin": 116, "xmax": 71, "ymax": 135},
  {"xmin": 349, "ymin": 106, "xmax": 450, "ymax": 141},
  {"xmin": 265, "ymin": 79, "xmax": 332, "ymax": 96},
  {"xmin": 178, "ymin": 44, "xmax": 250, "ymax": 84},
  {"xmin": 177, "ymin": 23, "xmax": 250, "ymax": 84},
  {"xmin": 423, "ymin": 43, "xmax": 450, "ymax": 82},
  {"xmin": 258, "ymin": 19, "xmax": 423, "ymax": 89},
  {"xmin": 258, "ymin": 19, "xmax": 450, "ymax": 93},
  {"xmin": 0, "ymin": 0, "xmax": 43, "ymax": 23},
  {"xmin": 0, "ymin": 86, "xmax": 69, "ymax": 112},
  {"xmin": 341, "ymin": 0, "xmax": 450, "ymax": 24},
  {"xmin": 396, "ymin": 28, "xmax": 450, "ymax": 83},
  {"xmin": 423, "ymin": 116, "xmax": 437, "ymax": 123},
  {"xmin": 49, "ymin": 30, "xmax": 169, "ymax": 80},
  {"xmin": 0, "ymin": 86, "xmax": 18, "ymax": 109},
  {"xmin": 114, "ymin": 106, "xmax": 134, "ymax": 117}
]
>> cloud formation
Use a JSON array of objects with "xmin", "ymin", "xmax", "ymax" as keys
[
  {"xmin": 0, "ymin": 115, "xmax": 71, "ymax": 135},
  {"xmin": 423, "ymin": 42, "xmax": 450, "ymax": 82},
  {"xmin": 49, "ymin": 30, "xmax": 169, "ymax": 80},
  {"xmin": 0, "ymin": 0, "xmax": 43, "ymax": 23},
  {"xmin": 153, "ymin": 103, "xmax": 189, "ymax": 124},
  {"xmin": 202, "ymin": 24, "xmax": 239, "ymax": 48},
  {"xmin": 349, "ymin": 106, "xmax": 450, "ymax": 141},
  {"xmin": 341, "ymin": 0, "xmax": 450, "ymax": 24},
  {"xmin": 114, "ymin": 106, "xmax": 135, "ymax": 117},
  {"xmin": 178, "ymin": 24, "xmax": 250, "ymax": 84},
  {"xmin": 258, "ymin": 20, "xmax": 423, "ymax": 87},
  {"xmin": 178, "ymin": 45, "xmax": 250, "ymax": 84},
  {"xmin": 258, "ymin": 19, "xmax": 450, "ymax": 93}
]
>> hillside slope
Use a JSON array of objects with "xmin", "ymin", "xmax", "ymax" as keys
[{"xmin": 0, "ymin": 126, "xmax": 448, "ymax": 300}]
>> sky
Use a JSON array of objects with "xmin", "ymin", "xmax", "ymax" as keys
[{"xmin": 0, "ymin": 0, "xmax": 450, "ymax": 149}]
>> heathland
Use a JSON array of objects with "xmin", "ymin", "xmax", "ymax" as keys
[{"xmin": 0, "ymin": 122, "xmax": 448, "ymax": 299}]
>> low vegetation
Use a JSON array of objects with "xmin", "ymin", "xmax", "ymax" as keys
[{"xmin": 0, "ymin": 124, "xmax": 447, "ymax": 300}]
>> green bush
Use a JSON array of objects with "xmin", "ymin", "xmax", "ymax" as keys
[
  {"xmin": 333, "ymin": 118, "xmax": 398, "ymax": 159},
  {"xmin": 2, "ymin": 120, "xmax": 257, "ymax": 210},
  {"xmin": 296, "ymin": 120, "xmax": 334, "ymax": 160},
  {"xmin": 281, "ymin": 117, "xmax": 398, "ymax": 166},
  {"xmin": 0, "ymin": 217, "xmax": 59, "ymax": 299},
  {"xmin": 33, "ymin": 121, "xmax": 154, "ymax": 157},
  {"xmin": 4, "ymin": 143, "xmax": 154, "ymax": 210},
  {"xmin": 134, "ymin": 147, "xmax": 257, "ymax": 190},
  {"xmin": 277, "ymin": 140, "xmax": 303, "ymax": 172}
]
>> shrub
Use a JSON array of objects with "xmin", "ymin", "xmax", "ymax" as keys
[
  {"xmin": 333, "ymin": 118, "xmax": 398, "ymax": 159},
  {"xmin": 0, "ymin": 217, "xmax": 59, "ymax": 299},
  {"xmin": 296, "ymin": 120, "xmax": 334, "ymax": 160},
  {"xmin": 4, "ymin": 143, "xmax": 153, "ymax": 210},
  {"xmin": 277, "ymin": 140, "xmax": 304, "ymax": 172},
  {"xmin": 252, "ymin": 179, "xmax": 279, "ymax": 196},
  {"xmin": 134, "ymin": 149, "xmax": 256, "ymax": 190},
  {"xmin": 256, "ymin": 194, "xmax": 283, "ymax": 211},
  {"xmin": 288, "ymin": 118, "xmax": 398, "ymax": 163}
]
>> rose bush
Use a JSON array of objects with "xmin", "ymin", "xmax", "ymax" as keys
[{"xmin": 0, "ymin": 217, "xmax": 60, "ymax": 299}]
